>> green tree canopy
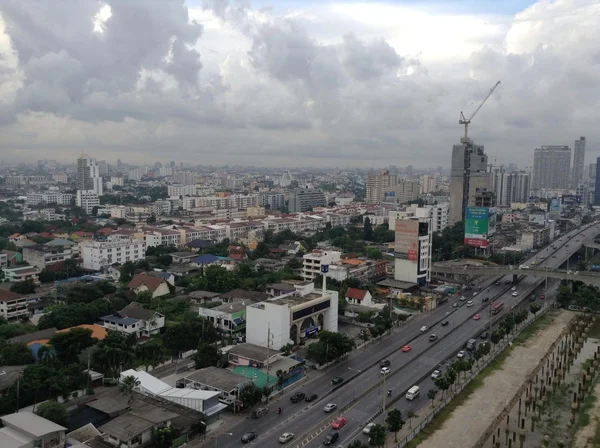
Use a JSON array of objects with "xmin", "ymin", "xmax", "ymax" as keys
[
  {"xmin": 36, "ymin": 401, "xmax": 69, "ymax": 427},
  {"xmin": 50, "ymin": 327, "xmax": 98, "ymax": 365},
  {"xmin": 194, "ymin": 342, "xmax": 220, "ymax": 369}
]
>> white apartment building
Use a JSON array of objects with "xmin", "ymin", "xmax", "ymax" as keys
[
  {"xmin": 302, "ymin": 250, "xmax": 342, "ymax": 281},
  {"xmin": 394, "ymin": 216, "xmax": 432, "ymax": 286},
  {"xmin": 82, "ymin": 235, "xmax": 146, "ymax": 271},
  {"xmin": 2, "ymin": 265, "xmax": 40, "ymax": 283},
  {"xmin": 144, "ymin": 228, "xmax": 181, "ymax": 247},
  {"xmin": 174, "ymin": 171, "xmax": 197, "ymax": 185},
  {"xmin": 110, "ymin": 206, "xmax": 128, "ymax": 218},
  {"xmin": 411, "ymin": 204, "xmax": 449, "ymax": 233},
  {"xmin": 76, "ymin": 190, "xmax": 100, "ymax": 214},
  {"xmin": 0, "ymin": 291, "xmax": 29, "ymax": 322},
  {"xmin": 168, "ymin": 184, "xmax": 197, "ymax": 198},
  {"xmin": 159, "ymin": 166, "xmax": 174, "ymax": 177},
  {"xmin": 52, "ymin": 173, "xmax": 68, "ymax": 183},
  {"xmin": 420, "ymin": 175, "xmax": 437, "ymax": 194},
  {"xmin": 325, "ymin": 213, "xmax": 352, "ymax": 228},
  {"xmin": 193, "ymin": 225, "xmax": 227, "ymax": 243},
  {"xmin": 26, "ymin": 192, "xmax": 73, "ymax": 206}
]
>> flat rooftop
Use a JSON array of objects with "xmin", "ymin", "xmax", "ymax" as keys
[
  {"xmin": 184, "ymin": 367, "xmax": 249, "ymax": 392},
  {"xmin": 228, "ymin": 343, "xmax": 281, "ymax": 362},
  {"xmin": 270, "ymin": 291, "xmax": 327, "ymax": 307}
]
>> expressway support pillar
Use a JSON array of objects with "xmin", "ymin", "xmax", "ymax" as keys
[{"xmin": 513, "ymin": 274, "xmax": 518, "ymax": 283}]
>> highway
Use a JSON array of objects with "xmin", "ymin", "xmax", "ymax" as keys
[{"xmin": 215, "ymin": 223, "xmax": 600, "ymax": 447}]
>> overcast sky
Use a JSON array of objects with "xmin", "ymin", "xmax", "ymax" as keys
[{"xmin": 0, "ymin": 0, "xmax": 598, "ymax": 169}]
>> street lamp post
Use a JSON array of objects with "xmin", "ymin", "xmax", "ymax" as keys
[
  {"xmin": 348, "ymin": 367, "xmax": 361, "ymax": 402},
  {"xmin": 215, "ymin": 432, "xmax": 233, "ymax": 448}
]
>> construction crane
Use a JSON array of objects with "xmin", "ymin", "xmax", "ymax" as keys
[{"xmin": 459, "ymin": 80, "xmax": 501, "ymax": 140}]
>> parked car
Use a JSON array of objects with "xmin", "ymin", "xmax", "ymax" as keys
[
  {"xmin": 305, "ymin": 393, "xmax": 318, "ymax": 402},
  {"xmin": 332, "ymin": 416, "xmax": 347, "ymax": 429},
  {"xmin": 459, "ymin": 296, "xmax": 467, "ymax": 301},
  {"xmin": 331, "ymin": 377, "xmax": 343, "ymax": 385},
  {"xmin": 324, "ymin": 403, "xmax": 337, "ymax": 413},
  {"xmin": 241, "ymin": 432, "xmax": 258, "ymax": 443},
  {"xmin": 457, "ymin": 350, "xmax": 467, "ymax": 358},
  {"xmin": 290, "ymin": 392, "xmax": 305, "ymax": 403},
  {"xmin": 323, "ymin": 432, "xmax": 339, "ymax": 446},
  {"xmin": 279, "ymin": 433, "xmax": 294, "ymax": 444}
]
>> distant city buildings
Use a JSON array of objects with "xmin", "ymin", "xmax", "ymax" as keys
[
  {"xmin": 594, "ymin": 157, "xmax": 600, "ymax": 206},
  {"xmin": 449, "ymin": 137, "xmax": 491, "ymax": 224},
  {"xmin": 532, "ymin": 145, "xmax": 571, "ymax": 191},
  {"xmin": 366, "ymin": 170, "xmax": 419, "ymax": 204},
  {"xmin": 76, "ymin": 190, "xmax": 100, "ymax": 214},
  {"xmin": 77, "ymin": 154, "xmax": 103, "ymax": 195},
  {"xmin": 491, "ymin": 168, "xmax": 530, "ymax": 206},
  {"xmin": 571, "ymin": 136, "xmax": 586, "ymax": 189},
  {"xmin": 259, "ymin": 192, "xmax": 285, "ymax": 210},
  {"xmin": 420, "ymin": 175, "xmax": 437, "ymax": 194},
  {"xmin": 288, "ymin": 189, "xmax": 326, "ymax": 212}
]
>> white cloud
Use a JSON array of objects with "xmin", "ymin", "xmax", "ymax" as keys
[{"xmin": 0, "ymin": 0, "xmax": 598, "ymax": 167}]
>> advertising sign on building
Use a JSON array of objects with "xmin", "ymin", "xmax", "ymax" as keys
[
  {"xmin": 395, "ymin": 220, "xmax": 419, "ymax": 262},
  {"xmin": 548, "ymin": 198, "xmax": 561, "ymax": 212},
  {"xmin": 464, "ymin": 207, "xmax": 489, "ymax": 248}
]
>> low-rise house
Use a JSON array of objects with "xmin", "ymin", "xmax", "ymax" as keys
[
  {"xmin": 182, "ymin": 367, "xmax": 252, "ymax": 406},
  {"xmin": 119, "ymin": 302, "xmax": 165, "ymax": 336},
  {"xmin": 0, "ymin": 412, "xmax": 66, "ymax": 448},
  {"xmin": 127, "ymin": 273, "xmax": 170, "ymax": 298},
  {"xmin": 0, "ymin": 250, "xmax": 22, "ymax": 268},
  {"xmin": 188, "ymin": 290, "xmax": 221, "ymax": 304},
  {"xmin": 143, "ymin": 270, "xmax": 175, "ymax": 286},
  {"xmin": 170, "ymin": 251, "xmax": 198, "ymax": 264},
  {"xmin": 191, "ymin": 254, "xmax": 220, "ymax": 267},
  {"xmin": 266, "ymin": 282, "xmax": 297, "ymax": 298},
  {"xmin": 198, "ymin": 301, "xmax": 247, "ymax": 337},
  {"xmin": 0, "ymin": 290, "xmax": 28, "ymax": 322},
  {"xmin": 100, "ymin": 313, "xmax": 141, "ymax": 336},
  {"xmin": 218, "ymin": 289, "xmax": 269, "ymax": 304},
  {"xmin": 345, "ymin": 288, "xmax": 373, "ymax": 306},
  {"xmin": 2, "ymin": 265, "xmax": 40, "ymax": 284},
  {"xmin": 253, "ymin": 258, "xmax": 286, "ymax": 272},
  {"xmin": 278, "ymin": 240, "xmax": 306, "ymax": 255}
]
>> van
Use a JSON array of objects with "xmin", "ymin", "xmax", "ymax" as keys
[
  {"xmin": 406, "ymin": 386, "xmax": 420, "ymax": 401},
  {"xmin": 466, "ymin": 339, "xmax": 477, "ymax": 351}
]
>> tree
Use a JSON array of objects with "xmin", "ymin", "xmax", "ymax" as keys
[
  {"xmin": 368, "ymin": 423, "xmax": 387, "ymax": 447},
  {"xmin": 434, "ymin": 376, "xmax": 450, "ymax": 398},
  {"xmin": 363, "ymin": 217, "xmax": 374, "ymax": 241},
  {"xmin": 120, "ymin": 375, "xmax": 141, "ymax": 402},
  {"xmin": 10, "ymin": 278, "xmax": 36, "ymax": 294},
  {"xmin": 386, "ymin": 408, "xmax": 404, "ymax": 442},
  {"xmin": 406, "ymin": 410, "xmax": 415, "ymax": 428},
  {"xmin": 50, "ymin": 327, "xmax": 97, "ymax": 365},
  {"xmin": 366, "ymin": 248, "xmax": 383, "ymax": 260},
  {"xmin": 194, "ymin": 342, "xmax": 220, "ymax": 369},
  {"xmin": 490, "ymin": 330, "xmax": 502, "ymax": 346},
  {"xmin": 119, "ymin": 261, "xmax": 136, "ymax": 283},
  {"xmin": 306, "ymin": 331, "xmax": 355, "ymax": 365},
  {"xmin": 36, "ymin": 401, "xmax": 69, "ymax": 427},
  {"xmin": 348, "ymin": 441, "xmax": 369, "ymax": 448},
  {"xmin": 287, "ymin": 257, "xmax": 302, "ymax": 270},
  {"xmin": 136, "ymin": 340, "xmax": 166, "ymax": 369},
  {"xmin": 0, "ymin": 342, "xmax": 35, "ymax": 365},
  {"xmin": 152, "ymin": 426, "xmax": 176, "ymax": 448},
  {"xmin": 427, "ymin": 388, "xmax": 438, "ymax": 407},
  {"xmin": 238, "ymin": 383, "xmax": 262, "ymax": 408}
]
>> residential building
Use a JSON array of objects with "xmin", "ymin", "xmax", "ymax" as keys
[
  {"xmin": 81, "ymin": 235, "xmax": 145, "ymax": 271},
  {"xmin": 492, "ymin": 168, "xmax": 531, "ymax": 206},
  {"xmin": 0, "ymin": 250, "xmax": 22, "ymax": 267},
  {"xmin": 409, "ymin": 204, "xmax": 449, "ymax": 233},
  {"xmin": 25, "ymin": 192, "xmax": 73, "ymax": 206},
  {"xmin": 168, "ymin": 184, "xmax": 197, "ymax": 197},
  {"xmin": 571, "ymin": 136, "xmax": 586, "ymax": 189},
  {"xmin": 77, "ymin": 154, "xmax": 103, "ymax": 195},
  {"xmin": 0, "ymin": 412, "xmax": 66, "ymax": 448},
  {"xmin": 420, "ymin": 175, "xmax": 437, "ymax": 194},
  {"xmin": 182, "ymin": 367, "xmax": 252, "ymax": 406},
  {"xmin": 0, "ymin": 290, "xmax": 28, "ymax": 322},
  {"xmin": 246, "ymin": 283, "xmax": 338, "ymax": 349},
  {"xmin": 22, "ymin": 244, "xmax": 73, "ymax": 270},
  {"xmin": 118, "ymin": 302, "xmax": 165, "ymax": 336},
  {"xmin": 143, "ymin": 228, "xmax": 181, "ymax": 247},
  {"xmin": 302, "ymin": 249, "xmax": 342, "ymax": 281},
  {"xmin": 344, "ymin": 288, "xmax": 373, "ymax": 306},
  {"xmin": 2, "ymin": 265, "xmax": 40, "ymax": 283},
  {"xmin": 259, "ymin": 192, "xmax": 285, "ymax": 210},
  {"xmin": 576, "ymin": 184, "xmax": 592, "ymax": 205},
  {"xmin": 52, "ymin": 173, "xmax": 68, "ymax": 183},
  {"xmin": 76, "ymin": 190, "xmax": 100, "ymax": 214},
  {"xmin": 589, "ymin": 163, "xmax": 596, "ymax": 182},
  {"xmin": 127, "ymin": 273, "xmax": 170, "ymax": 298},
  {"xmin": 198, "ymin": 301, "xmax": 247, "ymax": 337},
  {"xmin": 366, "ymin": 169, "xmax": 397, "ymax": 203},
  {"xmin": 174, "ymin": 171, "xmax": 197, "ymax": 185},
  {"xmin": 110, "ymin": 206, "xmax": 128, "ymax": 218},
  {"xmin": 393, "ymin": 216, "xmax": 432, "ymax": 286},
  {"xmin": 288, "ymin": 189, "xmax": 327, "ymax": 212},
  {"xmin": 449, "ymin": 137, "xmax": 492, "ymax": 224},
  {"xmin": 532, "ymin": 145, "xmax": 571, "ymax": 191},
  {"xmin": 382, "ymin": 180, "xmax": 419, "ymax": 205}
]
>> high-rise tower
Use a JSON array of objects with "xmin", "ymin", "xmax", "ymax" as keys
[{"xmin": 572, "ymin": 136, "xmax": 586, "ymax": 189}]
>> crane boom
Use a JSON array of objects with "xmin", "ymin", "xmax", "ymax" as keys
[{"xmin": 459, "ymin": 80, "xmax": 501, "ymax": 140}]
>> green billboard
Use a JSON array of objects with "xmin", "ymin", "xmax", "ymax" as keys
[{"xmin": 464, "ymin": 207, "xmax": 489, "ymax": 248}]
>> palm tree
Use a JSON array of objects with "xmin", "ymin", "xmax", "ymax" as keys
[{"xmin": 120, "ymin": 375, "xmax": 140, "ymax": 403}]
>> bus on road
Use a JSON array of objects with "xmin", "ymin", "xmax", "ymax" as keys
[{"xmin": 491, "ymin": 302, "xmax": 504, "ymax": 315}]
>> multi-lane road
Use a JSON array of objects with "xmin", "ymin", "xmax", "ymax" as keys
[{"xmin": 213, "ymin": 223, "xmax": 600, "ymax": 447}]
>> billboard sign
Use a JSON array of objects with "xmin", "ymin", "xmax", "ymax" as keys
[
  {"xmin": 395, "ymin": 220, "xmax": 419, "ymax": 262},
  {"xmin": 548, "ymin": 198, "xmax": 561, "ymax": 212},
  {"xmin": 464, "ymin": 207, "xmax": 489, "ymax": 248}
]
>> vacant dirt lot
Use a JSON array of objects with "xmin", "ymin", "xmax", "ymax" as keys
[{"xmin": 423, "ymin": 311, "xmax": 572, "ymax": 448}]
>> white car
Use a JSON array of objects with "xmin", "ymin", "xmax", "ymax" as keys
[
  {"xmin": 279, "ymin": 433, "xmax": 294, "ymax": 444},
  {"xmin": 512, "ymin": 292, "xmax": 518, "ymax": 297},
  {"xmin": 420, "ymin": 325, "xmax": 428, "ymax": 332},
  {"xmin": 324, "ymin": 403, "xmax": 337, "ymax": 413},
  {"xmin": 457, "ymin": 350, "xmax": 467, "ymax": 358},
  {"xmin": 511, "ymin": 286, "xmax": 516, "ymax": 291},
  {"xmin": 459, "ymin": 296, "xmax": 467, "ymax": 301},
  {"xmin": 363, "ymin": 423, "xmax": 375, "ymax": 434},
  {"xmin": 380, "ymin": 367, "xmax": 391, "ymax": 375},
  {"xmin": 466, "ymin": 301, "xmax": 474, "ymax": 307},
  {"xmin": 431, "ymin": 370, "xmax": 442, "ymax": 379},
  {"xmin": 472, "ymin": 291, "xmax": 478, "ymax": 296}
]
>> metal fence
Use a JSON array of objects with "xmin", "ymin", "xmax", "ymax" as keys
[{"xmin": 393, "ymin": 307, "xmax": 550, "ymax": 448}]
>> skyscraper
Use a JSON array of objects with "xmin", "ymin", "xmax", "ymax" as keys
[
  {"xmin": 77, "ymin": 154, "xmax": 103, "ymax": 195},
  {"xmin": 492, "ymin": 167, "xmax": 531, "ymax": 205},
  {"xmin": 532, "ymin": 146, "xmax": 571, "ymax": 191},
  {"xmin": 571, "ymin": 137, "xmax": 586, "ymax": 189},
  {"xmin": 366, "ymin": 170, "xmax": 418, "ymax": 204},
  {"xmin": 594, "ymin": 158, "xmax": 600, "ymax": 206},
  {"xmin": 449, "ymin": 138, "xmax": 491, "ymax": 224}
]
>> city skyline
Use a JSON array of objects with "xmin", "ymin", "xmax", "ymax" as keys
[{"xmin": 0, "ymin": 0, "xmax": 598, "ymax": 167}]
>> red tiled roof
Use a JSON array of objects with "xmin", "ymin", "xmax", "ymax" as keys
[
  {"xmin": 345, "ymin": 288, "xmax": 368, "ymax": 301},
  {"xmin": 0, "ymin": 290, "xmax": 26, "ymax": 303},
  {"xmin": 127, "ymin": 274, "xmax": 165, "ymax": 292},
  {"xmin": 97, "ymin": 227, "xmax": 114, "ymax": 235},
  {"xmin": 9, "ymin": 233, "xmax": 21, "ymax": 239}
]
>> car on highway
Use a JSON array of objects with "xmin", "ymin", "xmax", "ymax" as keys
[
  {"xmin": 473, "ymin": 291, "xmax": 478, "ymax": 296},
  {"xmin": 441, "ymin": 320, "xmax": 449, "ymax": 326},
  {"xmin": 331, "ymin": 377, "xmax": 343, "ymax": 385},
  {"xmin": 511, "ymin": 286, "xmax": 517, "ymax": 291},
  {"xmin": 241, "ymin": 432, "xmax": 258, "ymax": 443},
  {"xmin": 457, "ymin": 350, "xmax": 467, "ymax": 358},
  {"xmin": 380, "ymin": 366, "xmax": 391, "ymax": 375},
  {"xmin": 324, "ymin": 403, "xmax": 337, "ymax": 413},
  {"xmin": 379, "ymin": 359, "xmax": 390, "ymax": 368},
  {"xmin": 305, "ymin": 393, "xmax": 318, "ymax": 402},
  {"xmin": 482, "ymin": 296, "xmax": 490, "ymax": 302},
  {"xmin": 428, "ymin": 334, "xmax": 438, "ymax": 342},
  {"xmin": 322, "ymin": 431, "xmax": 339, "ymax": 445},
  {"xmin": 251, "ymin": 407, "xmax": 268, "ymax": 419},
  {"xmin": 480, "ymin": 331, "xmax": 488, "ymax": 339},
  {"xmin": 459, "ymin": 296, "xmax": 467, "ymax": 301},
  {"xmin": 452, "ymin": 302, "xmax": 458, "ymax": 308},
  {"xmin": 420, "ymin": 325, "xmax": 428, "ymax": 332},
  {"xmin": 473, "ymin": 313, "xmax": 481, "ymax": 320},
  {"xmin": 466, "ymin": 300, "xmax": 474, "ymax": 307},
  {"xmin": 290, "ymin": 392, "xmax": 305, "ymax": 403},
  {"xmin": 431, "ymin": 369, "xmax": 442, "ymax": 379},
  {"xmin": 331, "ymin": 416, "xmax": 347, "ymax": 429},
  {"xmin": 512, "ymin": 291, "xmax": 518, "ymax": 297},
  {"xmin": 279, "ymin": 432, "xmax": 294, "ymax": 444},
  {"xmin": 401, "ymin": 345, "xmax": 412, "ymax": 352},
  {"xmin": 494, "ymin": 281, "xmax": 500, "ymax": 285},
  {"xmin": 363, "ymin": 423, "xmax": 375, "ymax": 434}
]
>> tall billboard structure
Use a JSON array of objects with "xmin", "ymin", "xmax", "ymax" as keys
[
  {"xmin": 464, "ymin": 207, "xmax": 489, "ymax": 248},
  {"xmin": 394, "ymin": 220, "xmax": 419, "ymax": 262}
]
